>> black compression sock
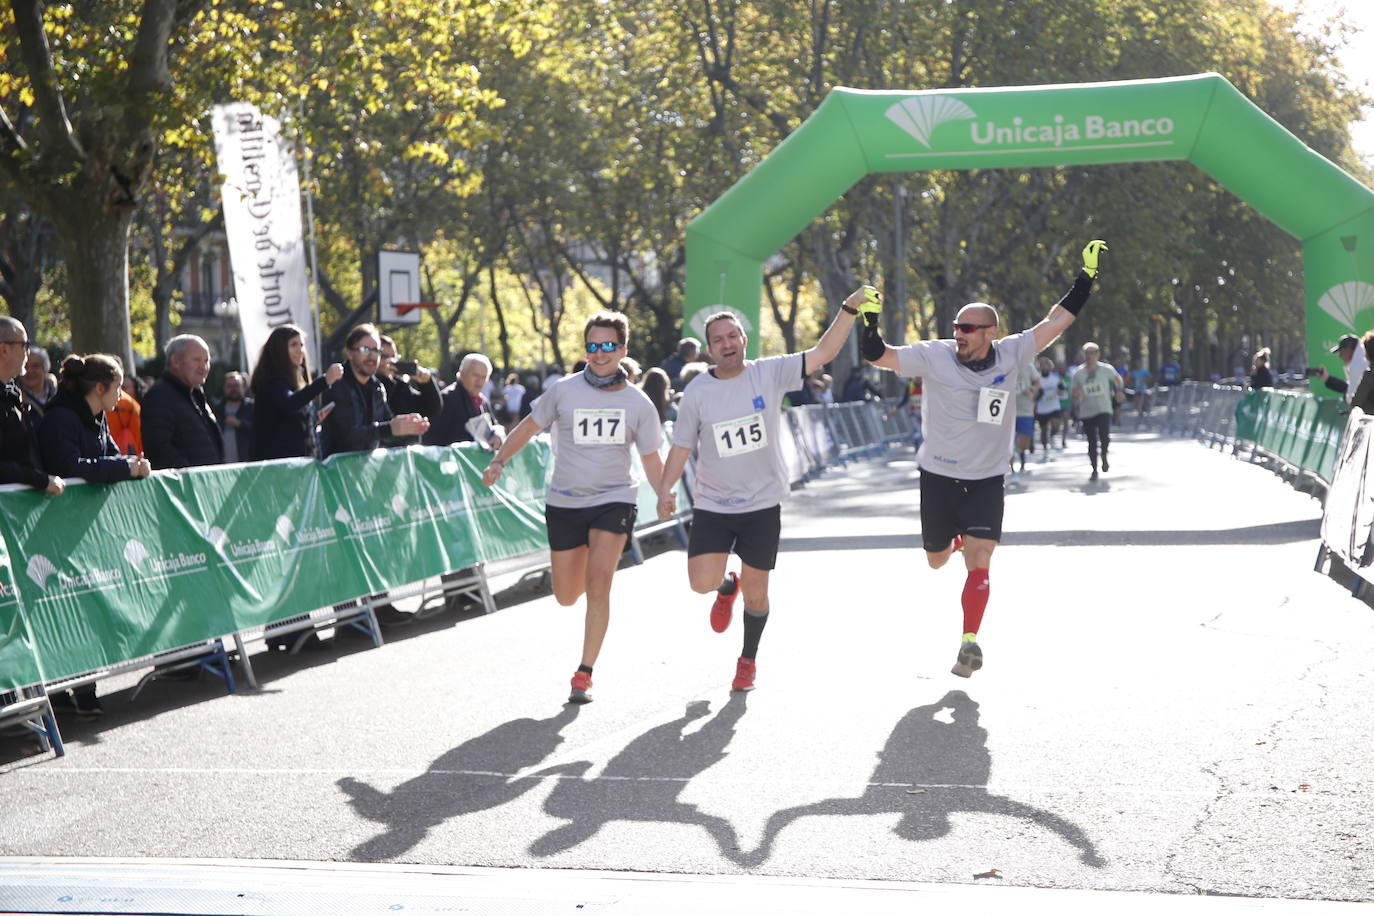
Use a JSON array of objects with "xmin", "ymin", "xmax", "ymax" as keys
[{"xmin": 742, "ymin": 608, "xmax": 769, "ymax": 660}]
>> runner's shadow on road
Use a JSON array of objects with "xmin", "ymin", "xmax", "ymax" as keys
[
  {"xmin": 740, "ymin": 690, "xmax": 1104, "ymax": 868},
  {"xmin": 528, "ymin": 693, "xmax": 750, "ymax": 861},
  {"xmin": 337, "ymin": 704, "xmax": 582, "ymax": 861}
]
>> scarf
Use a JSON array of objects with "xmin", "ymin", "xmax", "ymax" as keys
[{"xmin": 582, "ymin": 366, "xmax": 627, "ymax": 389}]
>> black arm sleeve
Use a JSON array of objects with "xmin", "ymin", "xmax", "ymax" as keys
[
  {"xmin": 1325, "ymin": 376, "xmax": 1349, "ymax": 395},
  {"xmin": 1056, "ymin": 271, "xmax": 1095, "ymax": 316}
]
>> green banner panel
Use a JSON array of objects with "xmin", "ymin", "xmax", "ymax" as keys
[
  {"xmin": 0, "ymin": 535, "xmax": 44, "ymax": 691},
  {"xmin": 1234, "ymin": 388, "xmax": 1347, "ymax": 483},
  {"xmin": 0, "ymin": 442, "xmax": 552, "ymax": 686}
]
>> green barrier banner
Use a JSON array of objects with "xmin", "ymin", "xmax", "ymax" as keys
[
  {"xmin": 1233, "ymin": 389, "xmax": 1347, "ymax": 483},
  {"xmin": 0, "ymin": 442, "xmax": 551, "ymax": 686},
  {"xmin": 0, "ymin": 535, "xmax": 44, "ymax": 691}
]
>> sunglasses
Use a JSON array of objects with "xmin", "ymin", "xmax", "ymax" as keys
[
  {"xmin": 953, "ymin": 322, "xmax": 995, "ymax": 334},
  {"xmin": 585, "ymin": 341, "xmax": 623, "ymax": 354},
  {"xmin": 353, "ymin": 345, "xmax": 383, "ymax": 356}
]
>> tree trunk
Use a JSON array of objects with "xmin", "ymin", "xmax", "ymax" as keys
[{"xmin": 58, "ymin": 210, "xmax": 135, "ymax": 372}]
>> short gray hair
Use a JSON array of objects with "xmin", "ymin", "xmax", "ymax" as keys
[
  {"xmin": 459, "ymin": 352, "xmax": 492, "ymax": 373},
  {"xmin": 25, "ymin": 343, "xmax": 49, "ymax": 371},
  {"xmin": 166, "ymin": 334, "xmax": 209, "ymax": 361}
]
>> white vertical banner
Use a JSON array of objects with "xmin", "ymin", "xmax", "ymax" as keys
[{"xmin": 211, "ymin": 102, "xmax": 315, "ymax": 375}]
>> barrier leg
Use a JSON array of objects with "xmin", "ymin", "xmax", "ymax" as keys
[
  {"xmin": 1313, "ymin": 544, "xmax": 1328, "ymax": 573},
  {"xmin": 232, "ymin": 632, "xmax": 260, "ymax": 691}
]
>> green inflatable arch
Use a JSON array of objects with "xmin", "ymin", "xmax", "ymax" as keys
[{"xmin": 684, "ymin": 73, "xmax": 1374, "ymax": 377}]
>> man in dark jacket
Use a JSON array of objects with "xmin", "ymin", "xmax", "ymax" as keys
[
  {"xmin": 142, "ymin": 335, "xmax": 223, "ymax": 470},
  {"xmin": 0, "ymin": 317, "xmax": 63, "ymax": 496},
  {"xmin": 423, "ymin": 353, "xmax": 504, "ymax": 449},
  {"xmin": 320, "ymin": 324, "xmax": 429, "ymax": 458},
  {"xmin": 213, "ymin": 371, "xmax": 255, "ymax": 463}
]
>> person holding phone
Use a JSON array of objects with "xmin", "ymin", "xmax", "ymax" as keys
[
  {"xmin": 483, "ymin": 311, "xmax": 664, "ymax": 704},
  {"xmin": 859, "ymin": 239, "xmax": 1108, "ymax": 679},
  {"xmin": 377, "ymin": 336, "xmax": 440, "ymax": 446},
  {"xmin": 248, "ymin": 324, "xmax": 343, "ymax": 460}
]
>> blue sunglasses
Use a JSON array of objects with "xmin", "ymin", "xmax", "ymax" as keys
[{"xmin": 585, "ymin": 341, "xmax": 623, "ymax": 354}]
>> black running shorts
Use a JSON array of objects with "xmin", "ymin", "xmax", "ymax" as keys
[
  {"xmin": 687, "ymin": 504, "xmax": 783, "ymax": 571},
  {"xmin": 918, "ymin": 469, "xmax": 1004, "ymax": 551},
  {"xmin": 544, "ymin": 502, "xmax": 637, "ymax": 552}
]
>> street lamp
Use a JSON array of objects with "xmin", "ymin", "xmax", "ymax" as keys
[{"xmin": 213, "ymin": 297, "xmax": 240, "ymax": 367}]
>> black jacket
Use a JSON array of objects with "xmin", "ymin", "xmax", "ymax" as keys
[
  {"xmin": 378, "ymin": 373, "xmax": 440, "ymax": 447},
  {"xmin": 213, "ymin": 396, "xmax": 255, "ymax": 462},
  {"xmin": 36, "ymin": 388, "xmax": 131, "ymax": 483},
  {"xmin": 0, "ymin": 381, "xmax": 49, "ymax": 489},
  {"xmin": 423, "ymin": 384, "xmax": 498, "ymax": 446},
  {"xmin": 141, "ymin": 372, "xmax": 224, "ymax": 470},
  {"xmin": 320, "ymin": 372, "xmax": 393, "ymax": 457},
  {"xmin": 251, "ymin": 375, "xmax": 329, "ymax": 460}
]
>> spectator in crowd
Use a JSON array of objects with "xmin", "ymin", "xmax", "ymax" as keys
[
  {"xmin": 640, "ymin": 367, "xmax": 676, "ymax": 423},
  {"xmin": 1346, "ymin": 332, "xmax": 1374, "ymax": 414},
  {"xmin": 841, "ymin": 365, "xmax": 881, "ymax": 402},
  {"xmin": 423, "ymin": 353, "xmax": 504, "ymax": 449},
  {"xmin": 377, "ymin": 335, "xmax": 441, "ymax": 446},
  {"xmin": 659, "ymin": 337, "xmax": 700, "ymax": 389},
  {"xmin": 142, "ymin": 335, "xmax": 222, "ymax": 469},
  {"xmin": 249, "ymin": 324, "xmax": 344, "ymax": 461},
  {"xmin": 21, "ymin": 345, "xmax": 57, "ymax": 415},
  {"xmin": 1158, "ymin": 354, "xmax": 1182, "ymax": 387},
  {"xmin": 1248, "ymin": 348, "xmax": 1274, "ymax": 390},
  {"xmin": 214, "ymin": 370, "xmax": 255, "ymax": 463},
  {"xmin": 678, "ymin": 360, "xmax": 709, "ymax": 390},
  {"xmin": 38, "ymin": 353, "xmax": 151, "ymax": 719},
  {"xmin": 543, "ymin": 364, "xmax": 565, "ymax": 390},
  {"xmin": 106, "ymin": 375, "xmax": 144, "ymax": 457},
  {"xmin": 808, "ymin": 371, "xmax": 835, "ymax": 404},
  {"xmin": 39, "ymin": 354, "xmax": 152, "ymax": 484},
  {"xmin": 1321, "ymin": 333, "xmax": 1368, "ymax": 403},
  {"xmin": 501, "ymin": 372, "xmax": 528, "ymax": 424},
  {"xmin": 320, "ymin": 324, "xmax": 428, "ymax": 629},
  {"xmin": 621, "ymin": 357, "xmax": 642, "ymax": 385},
  {"xmin": 320, "ymin": 324, "xmax": 429, "ymax": 458},
  {"xmin": 0, "ymin": 317, "xmax": 63, "ymax": 496}
]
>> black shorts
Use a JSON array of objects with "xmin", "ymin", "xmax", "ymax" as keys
[
  {"xmin": 544, "ymin": 502, "xmax": 637, "ymax": 552},
  {"xmin": 919, "ymin": 469, "xmax": 1004, "ymax": 551},
  {"xmin": 688, "ymin": 505, "xmax": 782, "ymax": 571}
]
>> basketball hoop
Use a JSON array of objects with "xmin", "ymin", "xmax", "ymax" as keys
[{"xmin": 393, "ymin": 302, "xmax": 440, "ymax": 316}]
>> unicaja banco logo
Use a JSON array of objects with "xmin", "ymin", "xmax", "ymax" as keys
[
  {"xmin": 885, "ymin": 96, "xmax": 977, "ymax": 149},
  {"xmin": 1318, "ymin": 281, "xmax": 1374, "ymax": 329},
  {"xmin": 885, "ymin": 96, "xmax": 1177, "ymax": 151},
  {"xmin": 122, "ymin": 539, "xmax": 151, "ymax": 572},
  {"xmin": 26, "ymin": 554, "xmax": 57, "ymax": 591}
]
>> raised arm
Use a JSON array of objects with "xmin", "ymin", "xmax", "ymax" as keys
[
  {"xmin": 1031, "ymin": 240, "xmax": 1108, "ymax": 353},
  {"xmin": 856, "ymin": 287, "xmax": 903, "ymax": 372},
  {"xmin": 802, "ymin": 286, "xmax": 867, "ymax": 376}
]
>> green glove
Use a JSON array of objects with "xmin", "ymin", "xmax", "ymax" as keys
[
  {"xmin": 1082, "ymin": 239, "xmax": 1109, "ymax": 278},
  {"xmin": 857, "ymin": 286, "xmax": 882, "ymax": 327}
]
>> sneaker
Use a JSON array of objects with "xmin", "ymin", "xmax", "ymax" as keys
[
  {"xmin": 1101, "ymin": 455, "xmax": 1110, "ymax": 473},
  {"xmin": 951, "ymin": 534, "xmax": 964, "ymax": 553},
  {"xmin": 731, "ymin": 656, "xmax": 756, "ymax": 691},
  {"xmin": 951, "ymin": 640, "xmax": 983, "ymax": 678},
  {"xmin": 1090, "ymin": 469, "xmax": 1099, "ymax": 481},
  {"xmin": 568, "ymin": 670, "xmax": 593, "ymax": 704},
  {"xmin": 710, "ymin": 572, "xmax": 740, "ymax": 634}
]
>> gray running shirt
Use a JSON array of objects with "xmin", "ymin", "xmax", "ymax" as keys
[
  {"xmin": 529, "ymin": 374, "xmax": 664, "ymax": 508},
  {"xmin": 896, "ymin": 332, "xmax": 1040, "ymax": 480},
  {"xmin": 672, "ymin": 353, "xmax": 806, "ymax": 514},
  {"xmin": 1071, "ymin": 363, "xmax": 1123, "ymax": 418}
]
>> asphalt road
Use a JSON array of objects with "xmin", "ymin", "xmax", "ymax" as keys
[{"xmin": 2, "ymin": 430, "xmax": 1371, "ymax": 911}]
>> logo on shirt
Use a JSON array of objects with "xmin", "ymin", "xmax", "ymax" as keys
[{"xmin": 753, "ymin": 396, "xmax": 765, "ymax": 410}]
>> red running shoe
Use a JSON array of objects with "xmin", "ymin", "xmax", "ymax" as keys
[
  {"xmin": 731, "ymin": 656, "xmax": 756, "ymax": 691},
  {"xmin": 951, "ymin": 534, "xmax": 964, "ymax": 553},
  {"xmin": 568, "ymin": 670, "xmax": 593, "ymax": 704},
  {"xmin": 710, "ymin": 572, "xmax": 740, "ymax": 633}
]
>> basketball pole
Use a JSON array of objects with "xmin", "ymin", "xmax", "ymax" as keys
[{"xmin": 298, "ymin": 99, "xmax": 325, "ymax": 369}]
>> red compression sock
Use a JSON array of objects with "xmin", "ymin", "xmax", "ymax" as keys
[{"xmin": 962, "ymin": 568, "xmax": 990, "ymax": 636}]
